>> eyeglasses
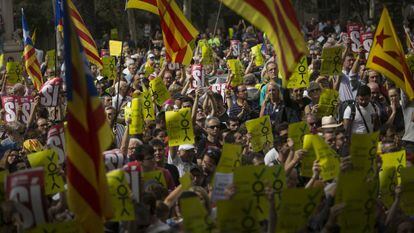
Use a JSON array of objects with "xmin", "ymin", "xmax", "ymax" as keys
[
  {"xmin": 238, "ymin": 89, "xmax": 247, "ymax": 92},
  {"xmin": 207, "ymin": 125, "xmax": 220, "ymax": 129}
]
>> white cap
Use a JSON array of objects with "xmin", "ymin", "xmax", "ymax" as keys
[{"xmin": 178, "ymin": 144, "xmax": 195, "ymax": 150}]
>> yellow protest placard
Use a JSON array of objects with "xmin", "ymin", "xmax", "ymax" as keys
[
  {"xmin": 312, "ymin": 135, "xmax": 340, "ymax": 181},
  {"xmin": 301, "ymin": 134, "xmax": 317, "ymax": 177},
  {"xmin": 181, "ymin": 197, "xmax": 215, "ymax": 233},
  {"xmin": 400, "ymin": 167, "xmax": 414, "ymax": 215},
  {"xmin": 379, "ymin": 166, "xmax": 397, "ymax": 208},
  {"xmin": 227, "ymin": 59, "xmax": 244, "ymax": 86},
  {"xmin": 228, "ymin": 28, "xmax": 234, "ymax": 39},
  {"xmin": 102, "ymin": 56, "xmax": 117, "ymax": 80},
  {"xmin": 141, "ymin": 88, "xmax": 155, "ymax": 121},
  {"xmin": 251, "ymin": 44, "xmax": 264, "ymax": 67},
  {"xmin": 27, "ymin": 149, "xmax": 65, "ymax": 195},
  {"xmin": 286, "ymin": 56, "xmax": 310, "ymax": 89},
  {"xmin": 381, "ymin": 150, "xmax": 406, "ymax": 184},
  {"xmin": 179, "ymin": 172, "xmax": 192, "ymax": 191},
  {"xmin": 288, "ymin": 121, "xmax": 309, "ymax": 151},
  {"xmin": 276, "ymin": 187, "xmax": 323, "ymax": 233},
  {"xmin": 109, "ymin": 40, "xmax": 122, "ymax": 57},
  {"xmin": 216, "ymin": 143, "xmax": 242, "ymax": 173},
  {"xmin": 350, "ymin": 132, "xmax": 379, "ymax": 178},
  {"xmin": 199, "ymin": 40, "xmax": 214, "ymax": 65},
  {"xmin": 27, "ymin": 220, "xmax": 82, "ymax": 233},
  {"xmin": 46, "ymin": 50, "xmax": 55, "ymax": 70},
  {"xmin": 336, "ymin": 170, "xmax": 377, "ymax": 233},
  {"xmin": 106, "ymin": 169, "xmax": 135, "ymax": 221},
  {"xmin": 0, "ymin": 54, "xmax": 4, "ymax": 69},
  {"xmin": 142, "ymin": 169, "xmax": 167, "ymax": 188},
  {"xmin": 317, "ymin": 88, "xmax": 339, "ymax": 118},
  {"xmin": 124, "ymin": 105, "xmax": 131, "ymax": 121},
  {"xmin": 233, "ymin": 165, "xmax": 286, "ymax": 219},
  {"xmin": 129, "ymin": 97, "xmax": 144, "ymax": 135},
  {"xmin": 245, "ymin": 116, "xmax": 273, "ymax": 152},
  {"xmin": 110, "ymin": 28, "xmax": 118, "ymax": 40},
  {"xmin": 6, "ymin": 62, "xmax": 23, "ymax": 84},
  {"xmin": 149, "ymin": 76, "xmax": 171, "ymax": 106},
  {"xmin": 320, "ymin": 45, "xmax": 344, "ymax": 75},
  {"xmin": 165, "ymin": 108, "xmax": 195, "ymax": 146},
  {"xmin": 217, "ymin": 198, "xmax": 261, "ymax": 233}
]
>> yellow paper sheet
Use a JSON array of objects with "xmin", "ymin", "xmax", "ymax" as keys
[
  {"xmin": 165, "ymin": 108, "xmax": 195, "ymax": 146},
  {"xmin": 27, "ymin": 149, "xmax": 65, "ymax": 195},
  {"xmin": 149, "ymin": 76, "xmax": 171, "ymax": 106},
  {"xmin": 227, "ymin": 59, "xmax": 244, "ymax": 86},
  {"xmin": 288, "ymin": 121, "xmax": 309, "ymax": 151},
  {"xmin": 142, "ymin": 169, "xmax": 167, "ymax": 188},
  {"xmin": 245, "ymin": 116, "xmax": 273, "ymax": 152},
  {"xmin": 400, "ymin": 167, "xmax": 414, "ymax": 215},
  {"xmin": 107, "ymin": 169, "xmax": 135, "ymax": 221},
  {"xmin": 381, "ymin": 150, "xmax": 406, "ymax": 184},
  {"xmin": 6, "ymin": 62, "xmax": 23, "ymax": 84},
  {"xmin": 286, "ymin": 56, "xmax": 310, "ymax": 89},
  {"xmin": 129, "ymin": 97, "xmax": 144, "ymax": 135},
  {"xmin": 102, "ymin": 56, "xmax": 117, "ymax": 80},
  {"xmin": 320, "ymin": 46, "xmax": 344, "ymax": 75},
  {"xmin": 181, "ymin": 197, "xmax": 214, "ymax": 233},
  {"xmin": 317, "ymin": 88, "xmax": 339, "ymax": 118},
  {"xmin": 216, "ymin": 143, "xmax": 242, "ymax": 173},
  {"xmin": 109, "ymin": 40, "xmax": 122, "ymax": 57}
]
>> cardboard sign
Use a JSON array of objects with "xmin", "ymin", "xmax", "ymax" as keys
[
  {"xmin": 141, "ymin": 88, "xmax": 155, "ymax": 121},
  {"xmin": 216, "ymin": 143, "xmax": 242, "ymax": 173},
  {"xmin": 400, "ymin": 167, "xmax": 414, "ymax": 215},
  {"xmin": 320, "ymin": 46, "xmax": 344, "ymax": 75},
  {"xmin": 6, "ymin": 62, "xmax": 23, "ymax": 84},
  {"xmin": 347, "ymin": 23, "xmax": 362, "ymax": 53},
  {"xmin": 47, "ymin": 124, "xmax": 66, "ymax": 164},
  {"xmin": 227, "ymin": 59, "xmax": 244, "ymax": 86},
  {"xmin": 6, "ymin": 168, "xmax": 47, "ymax": 229},
  {"xmin": 381, "ymin": 150, "xmax": 406, "ymax": 184},
  {"xmin": 107, "ymin": 170, "xmax": 135, "ymax": 221},
  {"xmin": 165, "ymin": 108, "xmax": 195, "ymax": 146},
  {"xmin": 251, "ymin": 44, "xmax": 264, "ymax": 67},
  {"xmin": 104, "ymin": 149, "xmax": 126, "ymax": 171},
  {"xmin": 286, "ymin": 56, "xmax": 310, "ymax": 89},
  {"xmin": 276, "ymin": 188, "xmax": 323, "ymax": 233},
  {"xmin": 350, "ymin": 132, "xmax": 379, "ymax": 179},
  {"xmin": 102, "ymin": 56, "xmax": 117, "ymax": 80},
  {"xmin": 288, "ymin": 121, "xmax": 309, "ymax": 151},
  {"xmin": 233, "ymin": 165, "xmax": 286, "ymax": 219},
  {"xmin": 149, "ymin": 76, "xmax": 171, "ymax": 106},
  {"xmin": 46, "ymin": 49, "xmax": 56, "ymax": 70},
  {"xmin": 230, "ymin": 40, "xmax": 240, "ymax": 57},
  {"xmin": 40, "ymin": 77, "xmax": 62, "ymax": 107},
  {"xmin": 129, "ymin": 97, "xmax": 144, "ymax": 135},
  {"xmin": 27, "ymin": 149, "xmax": 65, "ymax": 195},
  {"xmin": 109, "ymin": 40, "xmax": 122, "ymax": 57},
  {"xmin": 245, "ymin": 116, "xmax": 273, "ymax": 152},
  {"xmin": 142, "ymin": 170, "xmax": 167, "ymax": 188},
  {"xmin": 317, "ymin": 89, "xmax": 339, "ymax": 118},
  {"xmin": 336, "ymin": 171, "xmax": 377, "ymax": 233},
  {"xmin": 361, "ymin": 32, "xmax": 373, "ymax": 57},
  {"xmin": 191, "ymin": 64, "xmax": 204, "ymax": 87},
  {"xmin": 181, "ymin": 197, "xmax": 214, "ymax": 233},
  {"xmin": 1, "ymin": 96, "xmax": 34, "ymax": 124},
  {"xmin": 217, "ymin": 198, "xmax": 261, "ymax": 233}
]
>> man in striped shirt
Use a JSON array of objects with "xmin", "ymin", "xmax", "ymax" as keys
[{"xmin": 105, "ymin": 106, "xmax": 125, "ymax": 148}]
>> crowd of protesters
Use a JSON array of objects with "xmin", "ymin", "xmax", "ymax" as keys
[{"xmin": 1, "ymin": 15, "xmax": 414, "ymax": 233}]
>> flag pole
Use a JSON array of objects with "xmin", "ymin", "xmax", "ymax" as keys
[
  {"xmin": 52, "ymin": 0, "xmax": 59, "ymax": 75},
  {"xmin": 112, "ymin": 3, "xmax": 128, "ymax": 130}
]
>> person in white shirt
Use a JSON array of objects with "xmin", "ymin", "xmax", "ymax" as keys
[{"xmin": 343, "ymin": 85, "xmax": 378, "ymax": 134}]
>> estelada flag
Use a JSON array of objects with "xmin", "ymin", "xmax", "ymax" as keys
[
  {"xmin": 126, "ymin": 0, "xmax": 199, "ymax": 65},
  {"xmin": 367, "ymin": 7, "xmax": 414, "ymax": 100},
  {"xmin": 220, "ymin": 0, "xmax": 307, "ymax": 83}
]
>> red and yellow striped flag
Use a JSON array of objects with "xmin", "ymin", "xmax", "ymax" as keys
[
  {"xmin": 126, "ymin": 0, "xmax": 199, "ymax": 65},
  {"xmin": 126, "ymin": 0, "xmax": 158, "ymax": 15},
  {"xmin": 22, "ymin": 9, "xmax": 43, "ymax": 90},
  {"xmin": 62, "ymin": 0, "xmax": 113, "ymax": 231},
  {"xmin": 220, "ymin": 0, "xmax": 307, "ymax": 82},
  {"xmin": 367, "ymin": 8, "xmax": 414, "ymax": 100},
  {"xmin": 68, "ymin": 0, "xmax": 103, "ymax": 68}
]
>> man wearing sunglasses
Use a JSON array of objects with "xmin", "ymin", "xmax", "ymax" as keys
[{"xmin": 196, "ymin": 117, "xmax": 222, "ymax": 160}]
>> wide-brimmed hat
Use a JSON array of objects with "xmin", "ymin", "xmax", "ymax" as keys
[{"xmin": 320, "ymin": 115, "xmax": 342, "ymax": 129}]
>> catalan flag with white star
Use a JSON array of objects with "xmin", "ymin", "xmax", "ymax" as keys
[
  {"xmin": 367, "ymin": 7, "xmax": 414, "ymax": 100},
  {"xmin": 21, "ymin": 9, "xmax": 43, "ymax": 91},
  {"xmin": 62, "ymin": 0, "xmax": 113, "ymax": 231}
]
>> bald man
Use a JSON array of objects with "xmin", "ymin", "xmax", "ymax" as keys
[{"xmin": 367, "ymin": 81, "xmax": 388, "ymax": 125}]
